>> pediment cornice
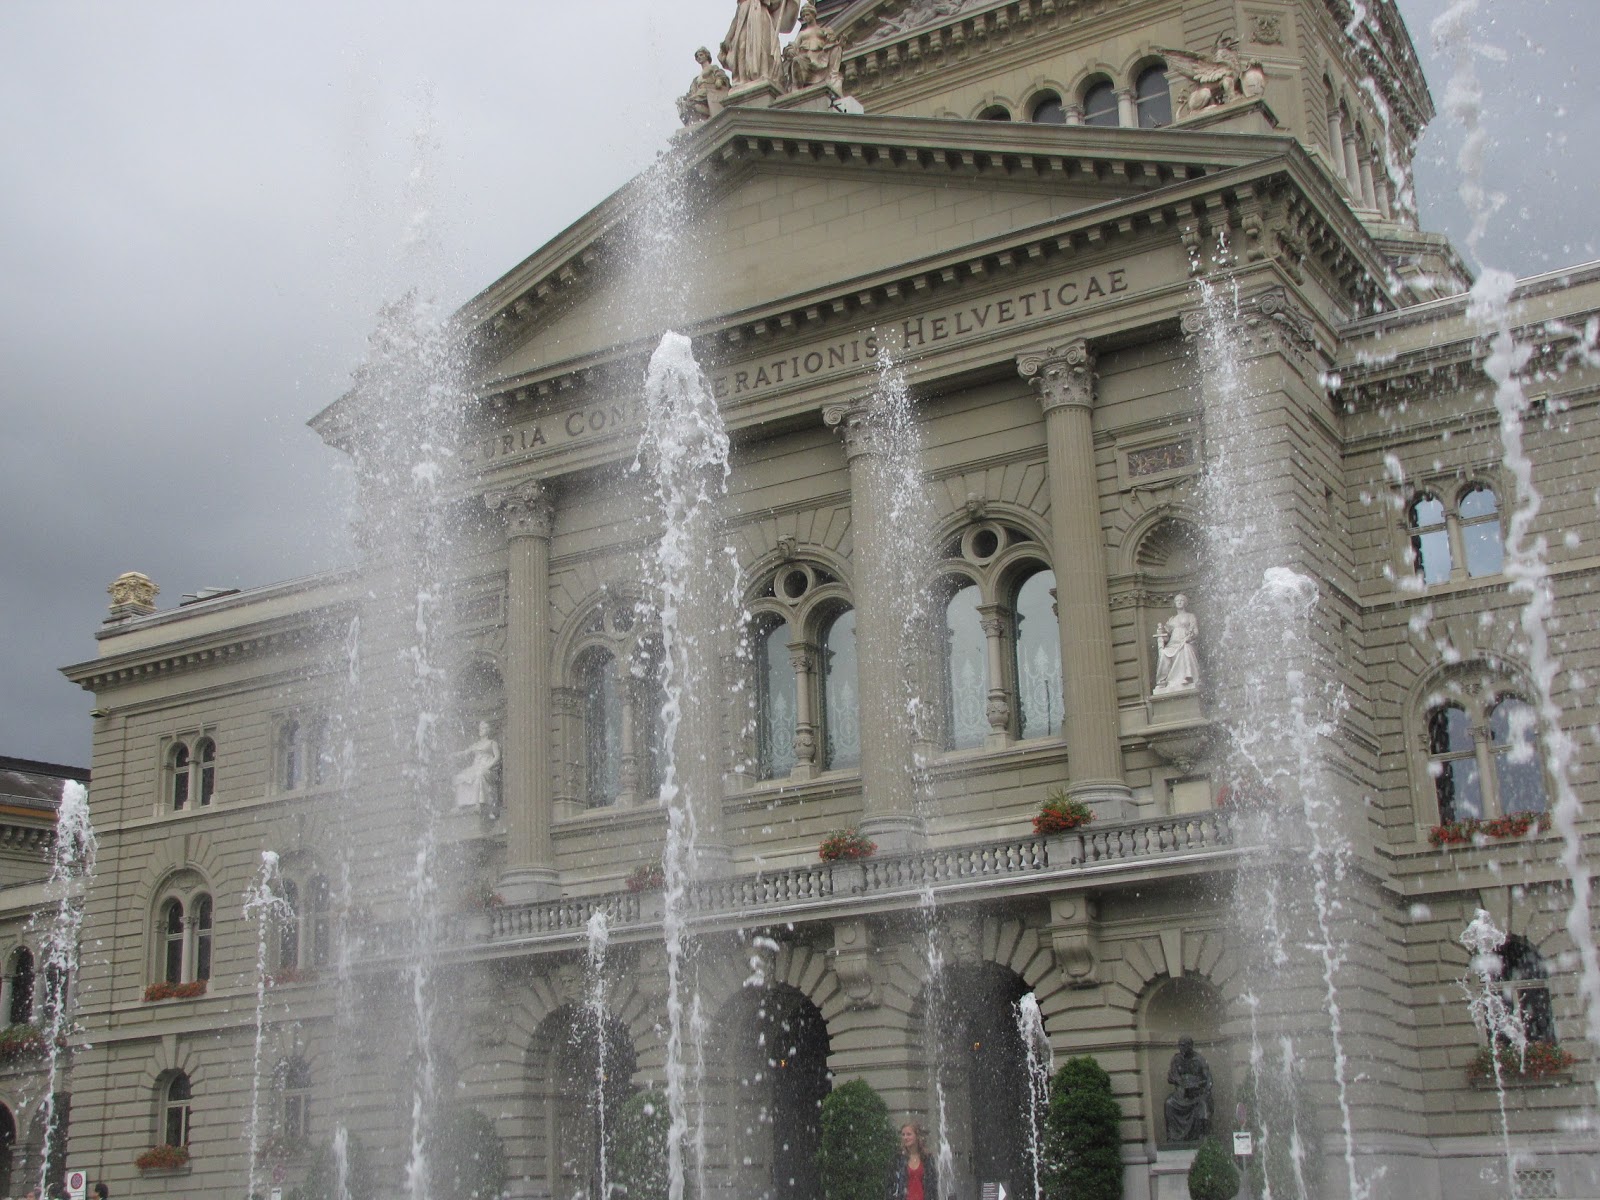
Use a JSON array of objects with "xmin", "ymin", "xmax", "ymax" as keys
[{"xmin": 459, "ymin": 108, "xmax": 1383, "ymax": 359}]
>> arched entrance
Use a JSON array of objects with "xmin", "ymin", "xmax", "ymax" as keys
[
  {"xmin": 713, "ymin": 983, "xmax": 831, "ymax": 1199},
  {"xmin": 940, "ymin": 963, "xmax": 1035, "ymax": 1200},
  {"xmin": 0, "ymin": 1104, "xmax": 14, "ymax": 1197},
  {"xmin": 528, "ymin": 1005, "xmax": 637, "ymax": 1199}
]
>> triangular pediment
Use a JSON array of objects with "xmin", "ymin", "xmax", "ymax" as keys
[{"xmin": 466, "ymin": 107, "xmax": 1298, "ymax": 387}]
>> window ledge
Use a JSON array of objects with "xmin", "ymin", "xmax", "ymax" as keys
[
  {"xmin": 137, "ymin": 1164, "xmax": 192, "ymax": 1178},
  {"xmin": 1468, "ymin": 1072, "xmax": 1572, "ymax": 1090}
]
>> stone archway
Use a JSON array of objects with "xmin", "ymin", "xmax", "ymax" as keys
[
  {"xmin": 527, "ymin": 1004, "xmax": 638, "ymax": 1199},
  {"xmin": 0, "ymin": 1103, "xmax": 13, "ymax": 1197},
  {"xmin": 939, "ymin": 962, "xmax": 1035, "ymax": 1200},
  {"xmin": 710, "ymin": 983, "xmax": 831, "ymax": 1199}
]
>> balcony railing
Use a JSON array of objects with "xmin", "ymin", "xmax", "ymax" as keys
[{"xmin": 485, "ymin": 809, "xmax": 1233, "ymax": 942}]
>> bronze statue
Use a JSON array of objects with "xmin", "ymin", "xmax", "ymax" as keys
[{"xmin": 1164, "ymin": 1036, "xmax": 1213, "ymax": 1143}]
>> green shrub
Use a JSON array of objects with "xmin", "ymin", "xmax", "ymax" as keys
[
  {"xmin": 1187, "ymin": 1137, "xmax": 1240, "ymax": 1200},
  {"xmin": 427, "ymin": 1108, "xmax": 506, "ymax": 1200},
  {"xmin": 1043, "ymin": 1056, "xmax": 1123, "ymax": 1200},
  {"xmin": 816, "ymin": 1078, "xmax": 896, "ymax": 1200},
  {"xmin": 286, "ymin": 1133, "xmax": 375, "ymax": 1200},
  {"xmin": 1238, "ymin": 1072, "xmax": 1322, "ymax": 1199},
  {"xmin": 610, "ymin": 1090, "xmax": 670, "ymax": 1200}
]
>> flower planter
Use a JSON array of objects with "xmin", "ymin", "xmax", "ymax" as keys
[
  {"xmin": 818, "ymin": 828, "xmax": 876, "ymax": 862},
  {"xmin": 1430, "ymin": 812, "xmax": 1551, "ymax": 848},
  {"xmin": 142, "ymin": 980, "xmax": 207, "ymax": 1002},
  {"xmin": 135, "ymin": 1145, "xmax": 191, "ymax": 1172}
]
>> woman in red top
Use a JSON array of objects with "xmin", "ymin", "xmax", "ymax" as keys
[{"xmin": 888, "ymin": 1122, "xmax": 939, "ymax": 1200}]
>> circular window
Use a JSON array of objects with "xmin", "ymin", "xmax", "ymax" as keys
[
  {"xmin": 961, "ymin": 522, "xmax": 1007, "ymax": 565},
  {"xmin": 779, "ymin": 566, "xmax": 814, "ymax": 602}
]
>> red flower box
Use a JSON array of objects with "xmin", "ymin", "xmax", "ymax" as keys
[
  {"xmin": 1033, "ymin": 795, "xmax": 1094, "ymax": 835},
  {"xmin": 1429, "ymin": 812, "xmax": 1551, "ymax": 848},
  {"xmin": 143, "ymin": 979, "xmax": 207, "ymax": 1002},
  {"xmin": 1468, "ymin": 1041, "xmax": 1575, "ymax": 1082},
  {"xmin": 136, "ymin": 1144, "xmax": 191, "ymax": 1171},
  {"xmin": 819, "ymin": 829, "xmax": 877, "ymax": 861}
]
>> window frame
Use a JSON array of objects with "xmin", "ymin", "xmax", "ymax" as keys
[
  {"xmin": 741, "ymin": 562, "xmax": 855, "ymax": 785},
  {"xmin": 1080, "ymin": 78, "xmax": 1118, "ymax": 127},
  {"xmin": 151, "ymin": 877, "xmax": 215, "ymax": 987},
  {"xmin": 1134, "ymin": 63, "xmax": 1172, "ymax": 128},
  {"xmin": 1420, "ymin": 680, "xmax": 1550, "ymax": 827},
  {"xmin": 162, "ymin": 1072, "xmax": 193, "ymax": 1149},
  {"xmin": 1400, "ymin": 478, "xmax": 1505, "ymax": 588},
  {"xmin": 163, "ymin": 730, "xmax": 218, "ymax": 813}
]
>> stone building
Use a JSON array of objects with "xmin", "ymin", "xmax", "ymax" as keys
[
  {"xmin": 0, "ymin": 757, "xmax": 86, "ymax": 1193},
  {"xmin": 56, "ymin": 1, "xmax": 1600, "ymax": 1197}
]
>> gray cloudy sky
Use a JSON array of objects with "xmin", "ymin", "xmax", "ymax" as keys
[{"xmin": 2, "ymin": 0, "xmax": 1593, "ymax": 768}]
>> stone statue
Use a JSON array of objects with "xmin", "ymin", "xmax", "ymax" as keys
[
  {"xmin": 1152, "ymin": 593, "xmax": 1200, "ymax": 695},
  {"xmin": 1164, "ymin": 1036, "xmax": 1213, "ymax": 1143},
  {"xmin": 452, "ymin": 721, "xmax": 501, "ymax": 809},
  {"xmin": 719, "ymin": 0, "xmax": 800, "ymax": 88},
  {"xmin": 677, "ymin": 47, "xmax": 732, "ymax": 126},
  {"xmin": 783, "ymin": 3, "xmax": 843, "ymax": 93},
  {"xmin": 1157, "ymin": 36, "xmax": 1266, "ymax": 115}
]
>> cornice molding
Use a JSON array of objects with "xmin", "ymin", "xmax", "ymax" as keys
[{"xmin": 61, "ymin": 612, "xmax": 339, "ymax": 695}]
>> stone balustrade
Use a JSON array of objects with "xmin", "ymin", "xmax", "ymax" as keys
[{"xmin": 479, "ymin": 809, "xmax": 1233, "ymax": 943}]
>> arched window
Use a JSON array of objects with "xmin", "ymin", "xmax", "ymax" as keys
[
  {"xmin": 170, "ymin": 743, "xmax": 191, "ymax": 811},
  {"xmin": 1013, "ymin": 570, "xmax": 1063, "ymax": 740},
  {"xmin": 163, "ymin": 1072, "xmax": 193, "ymax": 1148},
  {"xmin": 1135, "ymin": 64, "xmax": 1172, "ymax": 127},
  {"xmin": 193, "ymin": 895, "xmax": 213, "ymax": 981},
  {"xmin": 1407, "ymin": 495, "xmax": 1451, "ymax": 585},
  {"xmin": 1496, "ymin": 936, "xmax": 1555, "ymax": 1044},
  {"xmin": 162, "ymin": 900, "xmax": 186, "ymax": 985},
  {"xmin": 977, "ymin": 104, "xmax": 1012, "ymax": 121},
  {"xmin": 1081, "ymin": 79, "xmax": 1118, "ymax": 127},
  {"xmin": 306, "ymin": 876, "xmax": 331, "ymax": 969},
  {"xmin": 820, "ymin": 609, "xmax": 859, "ymax": 770},
  {"xmin": 7, "ymin": 949, "xmax": 34, "ymax": 1025},
  {"xmin": 942, "ymin": 581, "xmax": 987, "ymax": 751},
  {"xmin": 577, "ymin": 649, "xmax": 622, "ymax": 807},
  {"xmin": 279, "ymin": 1057, "xmax": 312, "ymax": 1141},
  {"xmin": 279, "ymin": 879, "xmax": 300, "ymax": 969},
  {"xmin": 1459, "ymin": 485, "xmax": 1504, "ymax": 577},
  {"xmin": 1426, "ymin": 689, "xmax": 1548, "ymax": 823},
  {"xmin": 42, "ymin": 963, "xmax": 67, "ymax": 1027},
  {"xmin": 277, "ymin": 717, "xmax": 303, "ymax": 792},
  {"xmin": 758, "ymin": 618, "xmax": 798, "ymax": 779},
  {"xmin": 1030, "ymin": 92, "xmax": 1065, "ymax": 124}
]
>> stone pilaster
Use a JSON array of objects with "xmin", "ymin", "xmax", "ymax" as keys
[
  {"xmin": 1017, "ymin": 342, "xmax": 1132, "ymax": 816},
  {"xmin": 788, "ymin": 641, "xmax": 818, "ymax": 780},
  {"xmin": 824, "ymin": 400, "xmax": 925, "ymax": 852},
  {"xmin": 485, "ymin": 479, "xmax": 559, "ymax": 902}
]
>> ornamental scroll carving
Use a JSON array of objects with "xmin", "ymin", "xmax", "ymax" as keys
[
  {"xmin": 484, "ymin": 479, "xmax": 554, "ymax": 539},
  {"xmin": 829, "ymin": 918, "xmax": 880, "ymax": 1008},
  {"xmin": 107, "ymin": 571, "xmax": 159, "ymax": 614},
  {"xmin": 1017, "ymin": 340, "xmax": 1096, "ymax": 413},
  {"xmin": 822, "ymin": 400, "xmax": 890, "ymax": 460},
  {"xmin": 1180, "ymin": 287, "xmax": 1319, "ymax": 365}
]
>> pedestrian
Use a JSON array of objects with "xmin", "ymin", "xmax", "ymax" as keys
[{"xmin": 886, "ymin": 1122, "xmax": 938, "ymax": 1200}]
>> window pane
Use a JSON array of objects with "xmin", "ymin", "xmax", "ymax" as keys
[
  {"xmin": 977, "ymin": 105, "xmax": 1011, "ymax": 121},
  {"xmin": 1015, "ymin": 571, "xmax": 1063, "ymax": 740},
  {"xmin": 1082, "ymin": 82, "xmax": 1117, "ymax": 126},
  {"xmin": 1458, "ymin": 486, "xmax": 1498, "ymax": 520},
  {"xmin": 280, "ymin": 720, "xmax": 300, "ymax": 790},
  {"xmin": 279, "ymin": 880, "xmax": 299, "ymax": 969},
  {"xmin": 944, "ymin": 583, "xmax": 987, "ymax": 750},
  {"xmin": 195, "ymin": 896, "xmax": 213, "ymax": 981},
  {"xmin": 1410, "ymin": 528, "xmax": 1451, "ymax": 585},
  {"xmin": 1433, "ymin": 757, "xmax": 1484, "ymax": 822},
  {"xmin": 172, "ymin": 769, "xmax": 189, "ymax": 811},
  {"xmin": 821, "ymin": 611, "xmax": 859, "ymax": 770},
  {"xmin": 1135, "ymin": 66, "xmax": 1172, "ymax": 127},
  {"xmin": 308, "ymin": 877, "xmax": 331, "ymax": 967},
  {"xmin": 1031, "ymin": 94, "xmax": 1065, "ymax": 124},
  {"xmin": 1428, "ymin": 705, "xmax": 1474, "ymax": 755},
  {"xmin": 1463, "ymin": 517, "xmax": 1504, "ymax": 577},
  {"xmin": 1491, "ymin": 699, "xmax": 1547, "ymax": 814},
  {"xmin": 758, "ymin": 620, "xmax": 797, "ymax": 779},
  {"xmin": 9, "ymin": 950, "xmax": 33, "ymax": 1025},
  {"xmin": 581, "ymin": 652, "xmax": 622, "ymax": 806},
  {"xmin": 164, "ymin": 902, "xmax": 185, "ymax": 985}
]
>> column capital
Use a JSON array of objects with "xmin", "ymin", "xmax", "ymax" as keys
[
  {"xmin": 1179, "ymin": 285, "xmax": 1319, "ymax": 364},
  {"xmin": 823, "ymin": 400, "xmax": 888, "ymax": 461},
  {"xmin": 485, "ymin": 479, "xmax": 553, "ymax": 539},
  {"xmin": 1017, "ymin": 341, "xmax": 1096, "ymax": 414}
]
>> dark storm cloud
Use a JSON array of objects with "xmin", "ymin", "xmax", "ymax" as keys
[{"xmin": 0, "ymin": 0, "xmax": 1592, "ymax": 767}]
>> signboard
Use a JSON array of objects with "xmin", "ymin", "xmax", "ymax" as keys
[
  {"xmin": 65, "ymin": 1170, "xmax": 87, "ymax": 1200},
  {"xmin": 980, "ymin": 1185, "xmax": 1009, "ymax": 1200},
  {"xmin": 1233, "ymin": 1131, "xmax": 1255, "ymax": 1157}
]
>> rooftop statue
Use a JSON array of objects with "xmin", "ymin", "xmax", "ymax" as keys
[
  {"xmin": 1157, "ymin": 35, "xmax": 1267, "ymax": 115},
  {"xmin": 783, "ymin": 3, "xmax": 844, "ymax": 93},
  {"xmin": 677, "ymin": 47, "xmax": 732, "ymax": 126},
  {"xmin": 720, "ymin": 0, "xmax": 801, "ymax": 88}
]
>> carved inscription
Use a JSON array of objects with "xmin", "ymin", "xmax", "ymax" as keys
[{"xmin": 1127, "ymin": 440, "xmax": 1196, "ymax": 478}]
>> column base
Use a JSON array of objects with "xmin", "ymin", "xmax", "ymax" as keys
[
  {"xmin": 1067, "ymin": 780, "xmax": 1136, "ymax": 822},
  {"xmin": 859, "ymin": 813, "xmax": 926, "ymax": 856},
  {"xmin": 496, "ymin": 866, "xmax": 561, "ymax": 905}
]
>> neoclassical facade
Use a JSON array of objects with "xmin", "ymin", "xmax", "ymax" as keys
[{"xmin": 56, "ymin": 2, "xmax": 1600, "ymax": 1198}]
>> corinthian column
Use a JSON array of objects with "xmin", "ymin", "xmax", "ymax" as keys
[
  {"xmin": 485, "ymin": 479, "xmax": 559, "ymax": 901},
  {"xmin": 824, "ymin": 400, "xmax": 925, "ymax": 852},
  {"xmin": 1017, "ymin": 342, "xmax": 1132, "ymax": 816}
]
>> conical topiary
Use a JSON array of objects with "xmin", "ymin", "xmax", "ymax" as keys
[
  {"xmin": 1042, "ymin": 1055, "xmax": 1123, "ymax": 1200},
  {"xmin": 610, "ymin": 1090, "xmax": 670, "ymax": 1200},
  {"xmin": 1187, "ymin": 1136, "xmax": 1241, "ymax": 1200},
  {"xmin": 816, "ymin": 1078, "xmax": 897, "ymax": 1200}
]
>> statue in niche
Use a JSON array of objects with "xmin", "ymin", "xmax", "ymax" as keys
[
  {"xmin": 1164, "ymin": 1036, "xmax": 1214, "ymax": 1143},
  {"xmin": 677, "ymin": 47, "xmax": 732, "ymax": 126},
  {"xmin": 783, "ymin": 3, "xmax": 844, "ymax": 93},
  {"xmin": 719, "ymin": 0, "xmax": 800, "ymax": 88},
  {"xmin": 452, "ymin": 721, "xmax": 501, "ymax": 809},
  {"xmin": 1157, "ymin": 36, "xmax": 1267, "ymax": 115},
  {"xmin": 1151, "ymin": 593, "xmax": 1200, "ymax": 695}
]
